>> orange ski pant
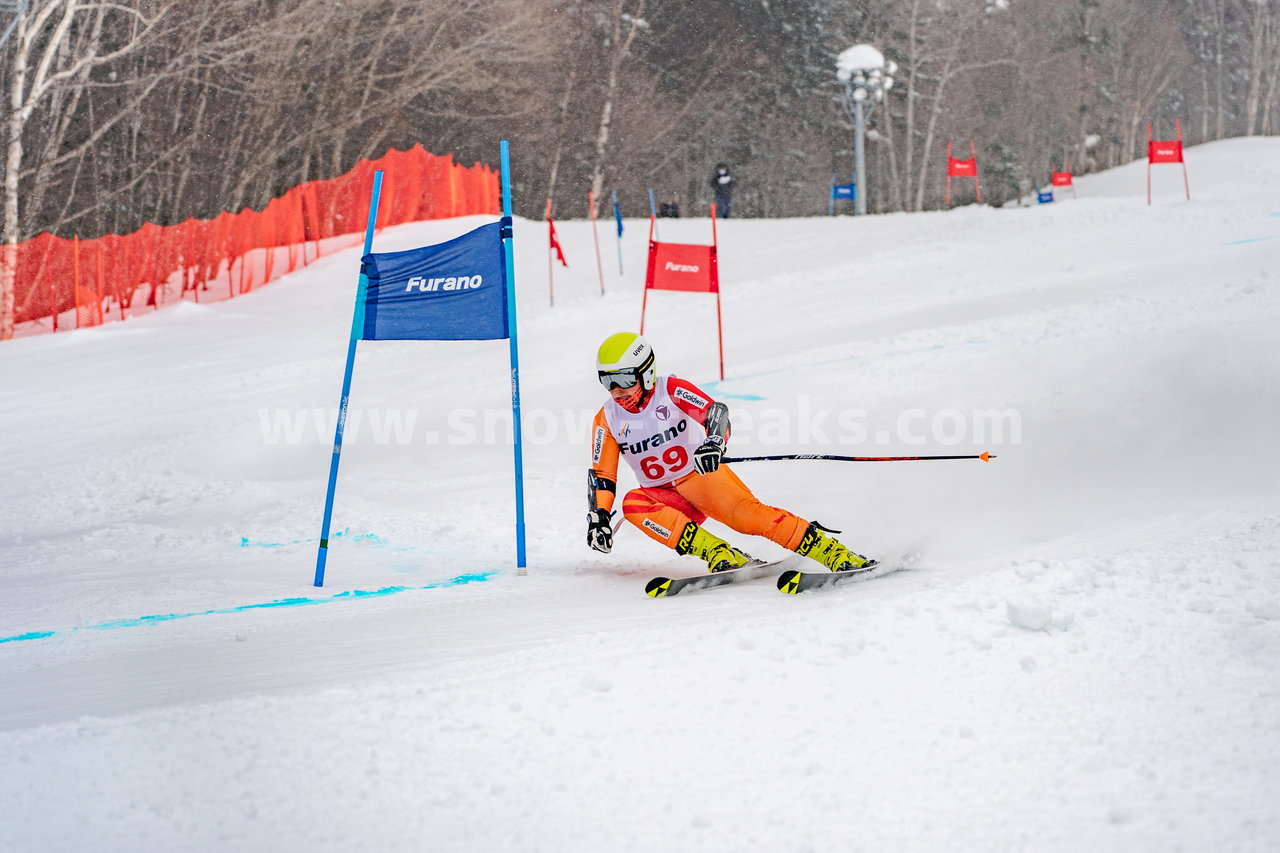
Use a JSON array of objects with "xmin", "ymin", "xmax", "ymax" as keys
[{"xmin": 621, "ymin": 464, "xmax": 809, "ymax": 552}]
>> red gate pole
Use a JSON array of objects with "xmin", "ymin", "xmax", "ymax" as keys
[
  {"xmin": 710, "ymin": 203, "xmax": 724, "ymax": 380},
  {"xmin": 971, "ymin": 140, "xmax": 982, "ymax": 203},
  {"xmin": 546, "ymin": 197, "xmax": 555, "ymax": 307},
  {"xmin": 1152, "ymin": 122, "xmax": 1162, "ymax": 204},
  {"xmin": 639, "ymin": 215, "xmax": 654, "ymax": 334},
  {"xmin": 715, "ymin": 282, "xmax": 724, "ymax": 381},
  {"xmin": 1177, "ymin": 119, "xmax": 1191, "ymax": 200}
]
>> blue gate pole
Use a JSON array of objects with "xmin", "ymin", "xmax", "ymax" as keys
[
  {"xmin": 500, "ymin": 141, "xmax": 528, "ymax": 574},
  {"xmin": 314, "ymin": 170, "xmax": 384, "ymax": 587},
  {"xmin": 647, "ymin": 188, "xmax": 659, "ymax": 239},
  {"xmin": 612, "ymin": 188, "xmax": 624, "ymax": 275}
]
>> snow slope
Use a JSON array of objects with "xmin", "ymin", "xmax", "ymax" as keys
[{"xmin": 2, "ymin": 137, "xmax": 1279, "ymax": 852}]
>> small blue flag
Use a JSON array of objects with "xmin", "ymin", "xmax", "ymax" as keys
[
  {"xmin": 832, "ymin": 183, "xmax": 856, "ymax": 200},
  {"xmin": 361, "ymin": 221, "xmax": 508, "ymax": 341},
  {"xmin": 1037, "ymin": 190, "xmax": 1054, "ymax": 204},
  {"xmin": 613, "ymin": 194, "xmax": 624, "ymax": 237}
]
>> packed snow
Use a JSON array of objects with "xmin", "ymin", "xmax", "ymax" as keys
[{"xmin": 2, "ymin": 137, "xmax": 1279, "ymax": 852}]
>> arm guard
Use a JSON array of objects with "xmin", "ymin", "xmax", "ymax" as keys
[
  {"xmin": 587, "ymin": 470, "xmax": 616, "ymax": 512},
  {"xmin": 704, "ymin": 401, "xmax": 730, "ymax": 444}
]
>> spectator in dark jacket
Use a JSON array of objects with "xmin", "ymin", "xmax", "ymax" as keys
[{"xmin": 710, "ymin": 163, "xmax": 735, "ymax": 218}]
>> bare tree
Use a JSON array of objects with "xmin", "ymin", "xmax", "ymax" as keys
[
  {"xmin": 1241, "ymin": 0, "xmax": 1280, "ymax": 134},
  {"xmin": 586, "ymin": 0, "xmax": 647, "ymax": 216},
  {"xmin": 1108, "ymin": 2, "xmax": 1192, "ymax": 157},
  {"xmin": 2, "ymin": 0, "xmax": 180, "ymax": 339},
  {"xmin": 873, "ymin": 0, "xmax": 1021, "ymax": 210}
]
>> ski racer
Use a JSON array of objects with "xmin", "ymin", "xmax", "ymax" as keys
[{"xmin": 586, "ymin": 331, "xmax": 876, "ymax": 574}]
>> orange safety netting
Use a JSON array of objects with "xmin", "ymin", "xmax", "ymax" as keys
[{"xmin": 8, "ymin": 144, "xmax": 499, "ymax": 333}]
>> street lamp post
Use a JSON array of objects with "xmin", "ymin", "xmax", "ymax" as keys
[{"xmin": 836, "ymin": 45, "xmax": 896, "ymax": 216}]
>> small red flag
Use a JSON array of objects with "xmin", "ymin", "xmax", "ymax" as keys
[{"xmin": 548, "ymin": 216, "xmax": 568, "ymax": 267}]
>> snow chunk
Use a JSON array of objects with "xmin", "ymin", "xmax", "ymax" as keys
[{"xmin": 1005, "ymin": 597, "xmax": 1052, "ymax": 631}]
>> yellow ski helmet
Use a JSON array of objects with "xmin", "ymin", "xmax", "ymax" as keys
[{"xmin": 596, "ymin": 332, "xmax": 657, "ymax": 392}]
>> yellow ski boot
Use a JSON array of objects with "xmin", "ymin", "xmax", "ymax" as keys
[
  {"xmin": 795, "ymin": 522, "xmax": 874, "ymax": 572},
  {"xmin": 675, "ymin": 522, "xmax": 752, "ymax": 573}
]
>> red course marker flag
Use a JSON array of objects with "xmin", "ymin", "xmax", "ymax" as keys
[{"xmin": 548, "ymin": 215, "xmax": 568, "ymax": 268}]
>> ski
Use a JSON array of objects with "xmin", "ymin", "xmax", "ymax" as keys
[
  {"xmin": 645, "ymin": 558, "xmax": 792, "ymax": 598},
  {"xmin": 776, "ymin": 560, "xmax": 894, "ymax": 594}
]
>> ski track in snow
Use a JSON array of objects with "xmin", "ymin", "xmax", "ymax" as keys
[{"xmin": 1, "ymin": 138, "xmax": 1279, "ymax": 852}]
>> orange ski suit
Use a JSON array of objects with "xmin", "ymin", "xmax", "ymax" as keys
[{"xmin": 589, "ymin": 376, "xmax": 810, "ymax": 552}]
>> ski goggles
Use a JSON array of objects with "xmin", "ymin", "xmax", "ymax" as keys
[{"xmin": 598, "ymin": 369, "xmax": 641, "ymax": 391}]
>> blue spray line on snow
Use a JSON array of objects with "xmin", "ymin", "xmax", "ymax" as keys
[
  {"xmin": 0, "ymin": 570, "xmax": 498, "ymax": 646},
  {"xmin": 239, "ymin": 528, "xmax": 387, "ymax": 548},
  {"xmin": 1221, "ymin": 235, "xmax": 1276, "ymax": 246},
  {"xmin": 710, "ymin": 391, "xmax": 769, "ymax": 401}
]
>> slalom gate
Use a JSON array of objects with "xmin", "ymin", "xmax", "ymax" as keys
[
  {"xmin": 945, "ymin": 141, "xmax": 982, "ymax": 206},
  {"xmin": 638, "ymin": 205, "xmax": 725, "ymax": 380},
  {"xmin": 9, "ymin": 145, "xmax": 499, "ymax": 335},
  {"xmin": 1148, "ymin": 120, "xmax": 1191, "ymax": 204},
  {"xmin": 314, "ymin": 142, "xmax": 525, "ymax": 587},
  {"xmin": 1051, "ymin": 166, "xmax": 1077, "ymax": 198}
]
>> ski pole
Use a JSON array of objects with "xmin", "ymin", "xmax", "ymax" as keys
[{"xmin": 722, "ymin": 452, "xmax": 996, "ymax": 463}]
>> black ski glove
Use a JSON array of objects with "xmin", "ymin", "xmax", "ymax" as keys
[
  {"xmin": 587, "ymin": 508, "xmax": 614, "ymax": 553},
  {"xmin": 692, "ymin": 435, "xmax": 724, "ymax": 475}
]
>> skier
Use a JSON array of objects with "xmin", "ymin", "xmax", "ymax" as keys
[
  {"xmin": 586, "ymin": 332, "xmax": 875, "ymax": 574},
  {"xmin": 710, "ymin": 163, "xmax": 734, "ymax": 218}
]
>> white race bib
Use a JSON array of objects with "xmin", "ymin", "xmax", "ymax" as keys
[{"xmin": 603, "ymin": 378, "xmax": 708, "ymax": 487}]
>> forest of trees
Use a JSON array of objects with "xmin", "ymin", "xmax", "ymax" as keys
[{"xmin": 2, "ymin": 0, "xmax": 1278, "ymax": 335}]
